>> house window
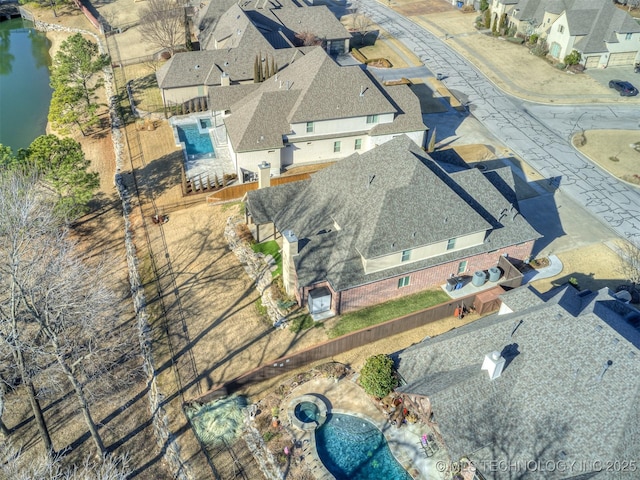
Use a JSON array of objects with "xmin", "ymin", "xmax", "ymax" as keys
[
  {"xmin": 457, "ymin": 260, "xmax": 467, "ymax": 274},
  {"xmin": 354, "ymin": 138, "xmax": 362, "ymax": 150},
  {"xmin": 558, "ymin": 25, "xmax": 564, "ymax": 34},
  {"xmin": 333, "ymin": 141, "xmax": 341, "ymax": 153},
  {"xmin": 306, "ymin": 122, "xmax": 314, "ymax": 133},
  {"xmin": 366, "ymin": 114, "xmax": 379, "ymax": 124},
  {"xmin": 398, "ymin": 276, "xmax": 410, "ymax": 288},
  {"xmin": 626, "ymin": 33, "xmax": 632, "ymax": 40},
  {"xmin": 401, "ymin": 250, "xmax": 411, "ymax": 262},
  {"xmin": 447, "ymin": 238, "xmax": 456, "ymax": 251}
]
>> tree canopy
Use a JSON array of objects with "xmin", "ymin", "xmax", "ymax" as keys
[
  {"xmin": 0, "ymin": 136, "xmax": 98, "ymax": 221},
  {"xmin": 359, "ymin": 354, "xmax": 398, "ymax": 398},
  {"xmin": 49, "ymin": 34, "xmax": 109, "ymax": 135},
  {"xmin": 139, "ymin": 0, "xmax": 186, "ymax": 55}
]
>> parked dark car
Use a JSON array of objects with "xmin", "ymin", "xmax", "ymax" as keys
[{"xmin": 609, "ymin": 79, "xmax": 638, "ymax": 96}]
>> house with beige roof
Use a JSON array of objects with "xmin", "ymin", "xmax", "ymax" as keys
[
  {"xmin": 395, "ymin": 283, "xmax": 640, "ymax": 479},
  {"xmin": 245, "ymin": 135, "xmax": 540, "ymax": 315},
  {"xmin": 491, "ymin": 0, "xmax": 640, "ymax": 67},
  {"xmin": 221, "ymin": 47, "xmax": 427, "ymax": 181}
]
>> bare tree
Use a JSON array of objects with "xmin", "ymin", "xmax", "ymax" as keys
[
  {"xmin": 139, "ymin": 0, "xmax": 186, "ymax": 56},
  {"xmin": 0, "ymin": 439, "xmax": 130, "ymax": 480},
  {"xmin": 0, "ymin": 171, "xmax": 59, "ymax": 453},
  {"xmin": 0, "ymin": 171, "xmax": 136, "ymax": 455},
  {"xmin": 616, "ymin": 240, "xmax": 640, "ymax": 284},
  {"xmin": 294, "ymin": 31, "xmax": 325, "ymax": 47},
  {"xmin": 347, "ymin": 1, "xmax": 375, "ymax": 46}
]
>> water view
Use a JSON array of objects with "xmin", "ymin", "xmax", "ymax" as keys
[{"xmin": 0, "ymin": 17, "xmax": 52, "ymax": 152}]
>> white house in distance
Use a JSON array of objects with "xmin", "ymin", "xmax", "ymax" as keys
[
  {"xmin": 491, "ymin": 0, "xmax": 640, "ymax": 67},
  {"xmin": 220, "ymin": 47, "xmax": 428, "ymax": 182}
]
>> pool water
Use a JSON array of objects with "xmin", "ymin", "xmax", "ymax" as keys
[
  {"xmin": 295, "ymin": 402, "xmax": 319, "ymax": 423},
  {"xmin": 177, "ymin": 124, "xmax": 214, "ymax": 156},
  {"xmin": 315, "ymin": 413, "xmax": 411, "ymax": 480}
]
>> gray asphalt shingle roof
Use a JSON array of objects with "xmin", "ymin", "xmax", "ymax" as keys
[
  {"xmin": 396, "ymin": 284, "xmax": 640, "ymax": 480},
  {"xmin": 246, "ymin": 135, "xmax": 540, "ymax": 291},
  {"xmin": 223, "ymin": 48, "xmax": 422, "ymax": 152}
]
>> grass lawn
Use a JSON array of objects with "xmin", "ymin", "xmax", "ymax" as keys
[
  {"xmin": 251, "ymin": 240, "xmax": 282, "ymax": 277},
  {"xmin": 328, "ymin": 288, "xmax": 450, "ymax": 338}
]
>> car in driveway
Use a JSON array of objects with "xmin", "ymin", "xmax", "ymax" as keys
[{"xmin": 608, "ymin": 79, "xmax": 638, "ymax": 96}]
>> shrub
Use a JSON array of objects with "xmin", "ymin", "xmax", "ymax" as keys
[
  {"xmin": 555, "ymin": 62, "xmax": 566, "ymax": 70},
  {"xmin": 480, "ymin": 0, "xmax": 489, "ymax": 11},
  {"xmin": 529, "ymin": 33, "xmax": 539, "ymax": 45},
  {"xmin": 531, "ymin": 41, "xmax": 548, "ymax": 57},
  {"xmin": 461, "ymin": 4, "xmax": 475, "ymax": 13},
  {"xmin": 563, "ymin": 49, "xmax": 581, "ymax": 66},
  {"xmin": 483, "ymin": 9, "xmax": 491, "ymax": 29},
  {"xmin": 506, "ymin": 36, "xmax": 525, "ymax": 44},
  {"xmin": 359, "ymin": 354, "xmax": 398, "ymax": 399}
]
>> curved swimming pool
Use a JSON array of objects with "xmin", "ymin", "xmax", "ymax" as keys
[{"xmin": 315, "ymin": 413, "xmax": 411, "ymax": 480}]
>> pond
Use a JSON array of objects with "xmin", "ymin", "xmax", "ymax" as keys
[{"xmin": 0, "ymin": 17, "xmax": 53, "ymax": 152}]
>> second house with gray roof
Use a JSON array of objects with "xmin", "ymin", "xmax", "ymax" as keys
[{"xmin": 222, "ymin": 47, "xmax": 427, "ymax": 181}]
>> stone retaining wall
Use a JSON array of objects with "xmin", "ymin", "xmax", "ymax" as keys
[{"xmin": 225, "ymin": 216, "xmax": 290, "ymax": 327}]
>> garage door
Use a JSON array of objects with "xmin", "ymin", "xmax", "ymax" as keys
[
  {"xmin": 584, "ymin": 56, "xmax": 599, "ymax": 69},
  {"xmin": 608, "ymin": 51, "xmax": 637, "ymax": 67}
]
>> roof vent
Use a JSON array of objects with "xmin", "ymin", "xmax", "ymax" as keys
[
  {"xmin": 359, "ymin": 86, "xmax": 366, "ymax": 97},
  {"xmin": 194, "ymin": 64, "xmax": 200, "ymax": 70},
  {"xmin": 367, "ymin": 175, "xmax": 375, "ymax": 187},
  {"xmin": 257, "ymin": 135, "xmax": 264, "ymax": 143},
  {"xmin": 224, "ymin": 61, "xmax": 229, "ymax": 66},
  {"xmin": 596, "ymin": 360, "xmax": 613, "ymax": 383},
  {"xmin": 481, "ymin": 351, "xmax": 506, "ymax": 380}
]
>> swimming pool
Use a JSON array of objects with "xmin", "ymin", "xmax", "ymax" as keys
[
  {"xmin": 315, "ymin": 413, "xmax": 411, "ymax": 480},
  {"xmin": 176, "ymin": 123, "xmax": 214, "ymax": 157}
]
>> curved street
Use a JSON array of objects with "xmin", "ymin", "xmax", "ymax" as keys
[{"xmin": 360, "ymin": 0, "xmax": 640, "ymax": 247}]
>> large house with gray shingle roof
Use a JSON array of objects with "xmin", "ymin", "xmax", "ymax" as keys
[
  {"xmin": 395, "ymin": 284, "xmax": 640, "ymax": 480},
  {"xmin": 156, "ymin": 1, "xmax": 350, "ymax": 108},
  {"xmin": 491, "ymin": 0, "xmax": 640, "ymax": 67},
  {"xmin": 223, "ymin": 47, "xmax": 427, "ymax": 180},
  {"xmin": 246, "ymin": 135, "xmax": 540, "ymax": 314}
]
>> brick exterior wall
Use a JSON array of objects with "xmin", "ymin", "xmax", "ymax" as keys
[{"xmin": 301, "ymin": 241, "xmax": 534, "ymax": 314}]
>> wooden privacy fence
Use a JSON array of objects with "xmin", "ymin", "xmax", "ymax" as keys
[
  {"xmin": 205, "ymin": 172, "xmax": 312, "ymax": 203},
  {"xmin": 189, "ymin": 292, "xmax": 492, "ymax": 404}
]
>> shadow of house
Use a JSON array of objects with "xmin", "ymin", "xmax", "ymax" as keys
[{"xmin": 395, "ymin": 284, "xmax": 640, "ymax": 479}]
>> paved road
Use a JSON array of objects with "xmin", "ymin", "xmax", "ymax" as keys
[{"xmin": 360, "ymin": 0, "xmax": 640, "ymax": 247}]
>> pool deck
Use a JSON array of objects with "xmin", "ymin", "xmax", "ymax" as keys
[{"xmin": 282, "ymin": 377, "xmax": 450, "ymax": 480}]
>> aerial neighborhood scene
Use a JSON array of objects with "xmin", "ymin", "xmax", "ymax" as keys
[{"xmin": 2, "ymin": 0, "xmax": 640, "ymax": 478}]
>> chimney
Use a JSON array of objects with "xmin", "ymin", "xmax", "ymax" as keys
[
  {"xmin": 282, "ymin": 230, "xmax": 299, "ymax": 295},
  {"xmin": 258, "ymin": 161, "xmax": 271, "ymax": 189},
  {"xmin": 481, "ymin": 351, "xmax": 506, "ymax": 380},
  {"xmin": 221, "ymin": 72, "xmax": 230, "ymax": 87}
]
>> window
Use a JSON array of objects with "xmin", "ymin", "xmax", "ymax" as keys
[
  {"xmin": 398, "ymin": 276, "xmax": 410, "ymax": 288},
  {"xmin": 333, "ymin": 141, "xmax": 341, "ymax": 153},
  {"xmin": 366, "ymin": 114, "xmax": 379, "ymax": 124},
  {"xmin": 354, "ymin": 138, "xmax": 362, "ymax": 150},
  {"xmin": 401, "ymin": 250, "xmax": 411, "ymax": 262},
  {"xmin": 558, "ymin": 25, "xmax": 564, "ymax": 34},
  {"xmin": 626, "ymin": 33, "xmax": 632, "ymax": 40},
  {"xmin": 446, "ymin": 238, "xmax": 456, "ymax": 251},
  {"xmin": 306, "ymin": 122, "xmax": 314, "ymax": 133},
  {"xmin": 457, "ymin": 260, "xmax": 467, "ymax": 274}
]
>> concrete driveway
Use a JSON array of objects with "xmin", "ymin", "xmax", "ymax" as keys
[{"xmin": 586, "ymin": 65, "xmax": 640, "ymax": 93}]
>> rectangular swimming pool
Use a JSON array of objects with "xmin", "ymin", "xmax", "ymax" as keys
[{"xmin": 177, "ymin": 123, "xmax": 215, "ymax": 157}]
